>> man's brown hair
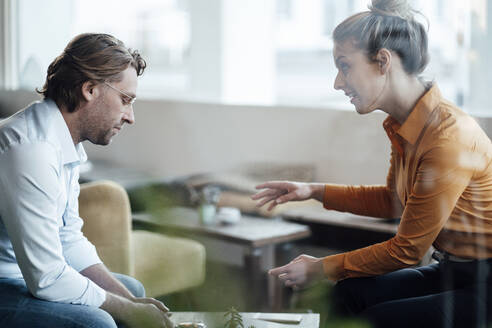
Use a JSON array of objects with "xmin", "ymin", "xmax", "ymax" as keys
[{"xmin": 37, "ymin": 33, "xmax": 146, "ymax": 112}]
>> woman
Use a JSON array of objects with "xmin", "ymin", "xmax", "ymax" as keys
[{"xmin": 252, "ymin": 0, "xmax": 492, "ymax": 327}]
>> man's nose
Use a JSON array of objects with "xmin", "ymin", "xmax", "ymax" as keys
[{"xmin": 124, "ymin": 106, "xmax": 135, "ymax": 125}]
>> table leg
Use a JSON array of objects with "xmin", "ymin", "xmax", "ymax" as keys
[
  {"xmin": 244, "ymin": 243, "xmax": 298, "ymax": 311},
  {"xmin": 243, "ymin": 247, "xmax": 264, "ymax": 310}
]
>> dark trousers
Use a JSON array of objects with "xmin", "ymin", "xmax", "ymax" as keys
[{"xmin": 332, "ymin": 259, "xmax": 492, "ymax": 328}]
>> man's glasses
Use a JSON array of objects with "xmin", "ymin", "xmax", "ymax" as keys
[{"xmin": 104, "ymin": 82, "xmax": 136, "ymax": 105}]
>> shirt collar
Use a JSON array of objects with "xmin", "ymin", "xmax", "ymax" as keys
[
  {"xmin": 383, "ymin": 84, "xmax": 442, "ymax": 154},
  {"xmin": 382, "ymin": 116, "xmax": 404, "ymax": 156},
  {"xmin": 397, "ymin": 84, "xmax": 442, "ymax": 145},
  {"xmin": 47, "ymin": 99, "xmax": 86, "ymax": 165}
]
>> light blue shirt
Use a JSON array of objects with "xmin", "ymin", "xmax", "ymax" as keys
[{"xmin": 0, "ymin": 99, "xmax": 106, "ymax": 307}]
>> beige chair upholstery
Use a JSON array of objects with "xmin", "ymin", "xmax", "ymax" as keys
[{"xmin": 79, "ymin": 180, "xmax": 206, "ymax": 297}]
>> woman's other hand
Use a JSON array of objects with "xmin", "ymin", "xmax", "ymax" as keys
[{"xmin": 268, "ymin": 254, "xmax": 325, "ymax": 289}]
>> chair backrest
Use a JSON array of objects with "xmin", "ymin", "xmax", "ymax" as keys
[{"xmin": 79, "ymin": 180, "xmax": 134, "ymax": 275}]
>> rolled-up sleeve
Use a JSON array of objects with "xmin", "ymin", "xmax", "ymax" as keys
[
  {"xmin": 60, "ymin": 167, "xmax": 103, "ymax": 273},
  {"xmin": 0, "ymin": 142, "xmax": 106, "ymax": 306},
  {"xmin": 63, "ymin": 237, "xmax": 103, "ymax": 273}
]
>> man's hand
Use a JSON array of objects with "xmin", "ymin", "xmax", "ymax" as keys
[
  {"xmin": 251, "ymin": 181, "xmax": 325, "ymax": 211},
  {"xmin": 126, "ymin": 302, "xmax": 174, "ymax": 328},
  {"xmin": 101, "ymin": 293, "xmax": 174, "ymax": 328},
  {"xmin": 269, "ymin": 254, "xmax": 325, "ymax": 288},
  {"xmin": 133, "ymin": 297, "xmax": 170, "ymax": 313},
  {"xmin": 82, "ymin": 264, "xmax": 173, "ymax": 327}
]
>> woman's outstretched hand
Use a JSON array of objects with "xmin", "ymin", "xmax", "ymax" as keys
[
  {"xmin": 268, "ymin": 254, "xmax": 325, "ymax": 289},
  {"xmin": 251, "ymin": 181, "xmax": 325, "ymax": 211}
]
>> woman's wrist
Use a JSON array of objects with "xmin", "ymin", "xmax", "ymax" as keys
[{"xmin": 309, "ymin": 183, "xmax": 325, "ymax": 202}]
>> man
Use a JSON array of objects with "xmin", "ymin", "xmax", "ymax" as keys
[{"xmin": 0, "ymin": 33, "xmax": 173, "ymax": 328}]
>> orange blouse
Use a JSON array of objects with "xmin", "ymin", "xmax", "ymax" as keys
[{"xmin": 322, "ymin": 84, "xmax": 492, "ymax": 281}]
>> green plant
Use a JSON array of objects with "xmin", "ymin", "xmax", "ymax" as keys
[{"xmin": 224, "ymin": 307, "xmax": 247, "ymax": 328}]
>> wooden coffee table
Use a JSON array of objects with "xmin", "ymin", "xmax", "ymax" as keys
[
  {"xmin": 133, "ymin": 207, "xmax": 311, "ymax": 310},
  {"xmin": 171, "ymin": 311, "xmax": 319, "ymax": 328}
]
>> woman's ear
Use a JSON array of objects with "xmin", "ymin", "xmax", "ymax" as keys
[
  {"xmin": 376, "ymin": 48, "xmax": 392, "ymax": 74},
  {"xmin": 81, "ymin": 81, "xmax": 99, "ymax": 102}
]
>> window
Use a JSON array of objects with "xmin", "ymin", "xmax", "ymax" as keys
[
  {"xmin": 72, "ymin": 0, "xmax": 191, "ymax": 99},
  {"xmin": 274, "ymin": 0, "xmax": 478, "ymax": 109},
  {"xmin": 14, "ymin": 0, "xmax": 190, "ymax": 99},
  {"xmin": 7, "ymin": 0, "xmax": 492, "ymax": 114}
]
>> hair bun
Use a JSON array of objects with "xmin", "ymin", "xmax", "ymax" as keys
[{"xmin": 369, "ymin": 0, "xmax": 414, "ymax": 20}]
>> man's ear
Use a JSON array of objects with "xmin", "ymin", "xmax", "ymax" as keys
[
  {"xmin": 375, "ymin": 48, "xmax": 392, "ymax": 74},
  {"xmin": 81, "ymin": 81, "xmax": 99, "ymax": 102}
]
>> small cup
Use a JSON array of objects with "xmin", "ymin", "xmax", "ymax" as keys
[{"xmin": 216, "ymin": 207, "xmax": 241, "ymax": 225}]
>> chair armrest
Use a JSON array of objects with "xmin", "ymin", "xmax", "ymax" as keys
[{"xmin": 79, "ymin": 180, "xmax": 133, "ymax": 275}]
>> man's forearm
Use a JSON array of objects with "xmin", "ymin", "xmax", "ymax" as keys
[
  {"xmin": 80, "ymin": 263, "xmax": 135, "ymax": 300},
  {"xmin": 100, "ymin": 292, "xmax": 134, "ymax": 321}
]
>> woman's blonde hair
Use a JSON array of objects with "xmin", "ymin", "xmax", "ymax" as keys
[
  {"xmin": 333, "ymin": 0, "xmax": 429, "ymax": 75},
  {"xmin": 37, "ymin": 33, "xmax": 147, "ymax": 112}
]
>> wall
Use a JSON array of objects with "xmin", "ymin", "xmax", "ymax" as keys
[
  {"xmin": 0, "ymin": 89, "xmax": 391, "ymax": 185},
  {"xmin": 3, "ymin": 89, "xmax": 492, "ymax": 267}
]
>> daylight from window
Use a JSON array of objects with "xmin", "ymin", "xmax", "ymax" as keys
[{"xmin": 15, "ymin": 0, "xmax": 491, "ymax": 113}]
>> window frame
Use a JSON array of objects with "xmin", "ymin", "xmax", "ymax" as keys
[{"xmin": 0, "ymin": 0, "xmax": 19, "ymax": 90}]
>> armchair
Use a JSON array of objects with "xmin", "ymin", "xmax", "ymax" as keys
[{"xmin": 78, "ymin": 180, "xmax": 205, "ymax": 297}]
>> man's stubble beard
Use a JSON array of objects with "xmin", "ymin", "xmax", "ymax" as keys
[{"xmin": 81, "ymin": 98, "xmax": 114, "ymax": 146}]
